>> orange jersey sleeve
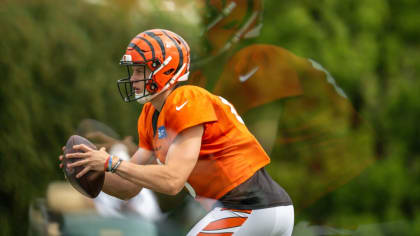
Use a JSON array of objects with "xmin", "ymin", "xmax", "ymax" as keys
[{"xmin": 162, "ymin": 86, "xmax": 218, "ymax": 136}]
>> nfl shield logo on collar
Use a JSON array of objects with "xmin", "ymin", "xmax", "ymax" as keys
[{"xmin": 158, "ymin": 126, "xmax": 167, "ymax": 139}]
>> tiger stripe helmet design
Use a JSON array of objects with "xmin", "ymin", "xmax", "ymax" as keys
[{"xmin": 118, "ymin": 29, "xmax": 191, "ymax": 103}]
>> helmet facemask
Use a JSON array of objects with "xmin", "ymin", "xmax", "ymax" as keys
[{"xmin": 117, "ymin": 60, "xmax": 160, "ymax": 104}]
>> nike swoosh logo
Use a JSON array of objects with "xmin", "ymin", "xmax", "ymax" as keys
[
  {"xmin": 239, "ymin": 66, "xmax": 259, "ymax": 83},
  {"xmin": 176, "ymin": 101, "xmax": 188, "ymax": 111}
]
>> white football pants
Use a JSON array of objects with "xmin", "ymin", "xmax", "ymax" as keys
[{"xmin": 187, "ymin": 205, "xmax": 294, "ymax": 236}]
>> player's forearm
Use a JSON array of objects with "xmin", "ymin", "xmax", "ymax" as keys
[
  {"xmin": 114, "ymin": 160, "xmax": 184, "ymax": 196},
  {"xmin": 101, "ymin": 172, "xmax": 142, "ymax": 200}
]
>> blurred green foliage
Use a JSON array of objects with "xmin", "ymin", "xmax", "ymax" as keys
[
  {"xmin": 0, "ymin": 0, "xmax": 419, "ymax": 235},
  {"xmin": 0, "ymin": 0, "xmax": 198, "ymax": 234},
  {"xmin": 0, "ymin": 1, "xmax": 135, "ymax": 235},
  {"xmin": 259, "ymin": 0, "xmax": 420, "ymax": 235}
]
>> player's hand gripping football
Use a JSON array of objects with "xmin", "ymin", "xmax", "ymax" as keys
[
  {"xmin": 58, "ymin": 146, "xmax": 73, "ymax": 171},
  {"xmin": 64, "ymin": 144, "xmax": 109, "ymax": 178}
]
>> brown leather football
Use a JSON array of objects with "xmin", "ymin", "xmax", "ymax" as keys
[{"xmin": 62, "ymin": 135, "xmax": 105, "ymax": 198}]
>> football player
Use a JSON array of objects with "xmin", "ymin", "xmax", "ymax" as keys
[{"xmin": 63, "ymin": 29, "xmax": 294, "ymax": 236}]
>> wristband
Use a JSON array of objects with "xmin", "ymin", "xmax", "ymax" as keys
[
  {"xmin": 108, "ymin": 155, "xmax": 113, "ymax": 172},
  {"xmin": 111, "ymin": 159, "xmax": 122, "ymax": 173},
  {"xmin": 104, "ymin": 155, "xmax": 110, "ymax": 172}
]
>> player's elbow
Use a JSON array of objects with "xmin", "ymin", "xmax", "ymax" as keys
[
  {"xmin": 167, "ymin": 186, "xmax": 183, "ymax": 196},
  {"xmin": 166, "ymin": 186, "xmax": 183, "ymax": 196},
  {"xmin": 165, "ymin": 179, "xmax": 184, "ymax": 196}
]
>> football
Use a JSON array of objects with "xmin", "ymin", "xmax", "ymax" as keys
[{"xmin": 62, "ymin": 135, "xmax": 105, "ymax": 198}]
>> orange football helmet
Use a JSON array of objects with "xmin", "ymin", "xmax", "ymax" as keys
[{"xmin": 118, "ymin": 29, "xmax": 190, "ymax": 103}]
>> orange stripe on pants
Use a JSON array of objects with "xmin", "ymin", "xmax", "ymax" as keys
[
  {"xmin": 221, "ymin": 208, "xmax": 253, "ymax": 214},
  {"xmin": 203, "ymin": 217, "xmax": 248, "ymax": 231},
  {"xmin": 197, "ymin": 233, "xmax": 233, "ymax": 236}
]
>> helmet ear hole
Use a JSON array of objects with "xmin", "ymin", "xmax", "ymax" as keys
[
  {"xmin": 164, "ymin": 68, "xmax": 175, "ymax": 75},
  {"xmin": 152, "ymin": 60, "xmax": 161, "ymax": 68},
  {"xmin": 148, "ymin": 82, "xmax": 158, "ymax": 92}
]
